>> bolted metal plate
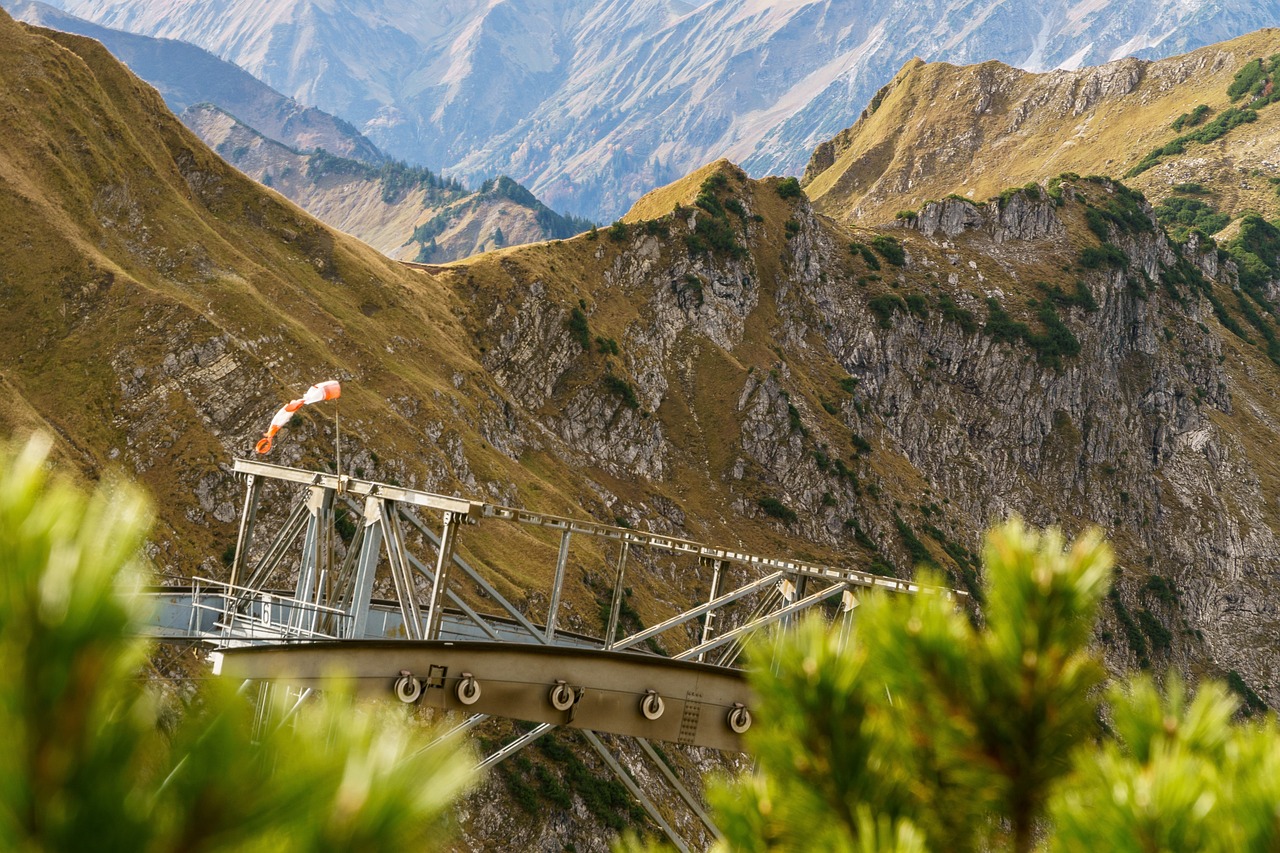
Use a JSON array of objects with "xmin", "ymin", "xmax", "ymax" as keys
[{"xmin": 213, "ymin": 640, "xmax": 754, "ymax": 752}]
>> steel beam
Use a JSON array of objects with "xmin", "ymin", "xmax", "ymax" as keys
[
  {"xmin": 604, "ymin": 541, "xmax": 630, "ymax": 650},
  {"xmin": 698, "ymin": 559, "xmax": 728, "ymax": 662},
  {"xmin": 348, "ymin": 496, "xmax": 384, "ymax": 638},
  {"xmin": 401, "ymin": 509, "xmax": 549, "ymax": 644},
  {"xmin": 211, "ymin": 640, "xmax": 752, "ymax": 752},
  {"xmin": 293, "ymin": 487, "xmax": 331, "ymax": 630},
  {"xmin": 611, "ymin": 571, "xmax": 785, "ymax": 653},
  {"xmin": 229, "ymin": 473, "xmax": 262, "ymax": 588},
  {"xmin": 478, "ymin": 723, "xmax": 554, "ymax": 769},
  {"xmin": 337, "ymin": 495, "xmax": 505, "ymax": 643},
  {"xmin": 546, "ymin": 530, "xmax": 572, "ymax": 641},
  {"xmin": 677, "ymin": 583, "xmax": 848, "ymax": 662},
  {"xmin": 424, "ymin": 511, "xmax": 460, "ymax": 641},
  {"xmin": 380, "ymin": 502, "xmax": 423, "ymax": 640},
  {"xmin": 241, "ymin": 496, "xmax": 309, "ymax": 592},
  {"xmin": 637, "ymin": 738, "xmax": 722, "ymax": 842},
  {"xmin": 582, "ymin": 730, "xmax": 690, "ymax": 853},
  {"xmin": 484, "ymin": 502, "xmax": 963, "ymax": 599},
  {"xmin": 233, "ymin": 458, "xmax": 481, "ymax": 517}
]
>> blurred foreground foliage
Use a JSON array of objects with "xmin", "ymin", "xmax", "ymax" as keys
[
  {"xmin": 0, "ymin": 435, "xmax": 477, "ymax": 851},
  {"xmin": 625, "ymin": 518, "xmax": 1280, "ymax": 852}
]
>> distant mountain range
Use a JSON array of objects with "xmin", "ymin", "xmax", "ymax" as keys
[
  {"xmin": 4, "ymin": 0, "xmax": 593, "ymax": 260},
  {"xmin": 44, "ymin": 0, "xmax": 1280, "ymax": 220},
  {"xmin": 184, "ymin": 103, "xmax": 592, "ymax": 261}
]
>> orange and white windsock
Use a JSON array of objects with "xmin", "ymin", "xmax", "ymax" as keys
[{"xmin": 255, "ymin": 380, "xmax": 341, "ymax": 454}]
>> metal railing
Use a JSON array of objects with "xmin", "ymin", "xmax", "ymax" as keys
[{"xmin": 189, "ymin": 577, "xmax": 353, "ymax": 642}]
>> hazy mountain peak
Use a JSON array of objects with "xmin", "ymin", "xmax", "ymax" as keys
[{"xmin": 50, "ymin": 0, "xmax": 1280, "ymax": 220}]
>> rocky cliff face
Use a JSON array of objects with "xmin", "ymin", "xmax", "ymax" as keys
[{"xmin": 453, "ymin": 168, "xmax": 1280, "ymax": 717}]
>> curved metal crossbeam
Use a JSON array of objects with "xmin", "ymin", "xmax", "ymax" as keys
[{"xmin": 211, "ymin": 640, "xmax": 752, "ymax": 752}]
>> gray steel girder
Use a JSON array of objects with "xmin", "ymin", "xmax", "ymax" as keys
[{"xmin": 211, "ymin": 640, "xmax": 752, "ymax": 752}]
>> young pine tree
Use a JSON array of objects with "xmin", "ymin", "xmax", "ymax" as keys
[
  {"xmin": 620, "ymin": 519, "xmax": 1280, "ymax": 852},
  {"xmin": 0, "ymin": 434, "xmax": 477, "ymax": 852}
]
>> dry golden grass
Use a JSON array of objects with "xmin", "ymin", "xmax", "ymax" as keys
[{"xmin": 806, "ymin": 30, "xmax": 1280, "ymax": 227}]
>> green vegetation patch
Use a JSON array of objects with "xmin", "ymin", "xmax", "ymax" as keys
[
  {"xmin": 758, "ymin": 496, "xmax": 798, "ymax": 524},
  {"xmin": 673, "ymin": 273, "xmax": 705, "ymax": 308},
  {"xmin": 1081, "ymin": 179, "xmax": 1154, "ymax": 236},
  {"xmin": 867, "ymin": 294, "xmax": 907, "ymax": 327},
  {"xmin": 1136, "ymin": 607, "xmax": 1172, "ymax": 654},
  {"xmin": 1226, "ymin": 670, "xmax": 1269, "ymax": 717},
  {"xmin": 1170, "ymin": 104, "xmax": 1211, "ymax": 131},
  {"xmin": 1227, "ymin": 214, "xmax": 1280, "ymax": 292},
  {"xmin": 983, "ymin": 297, "xmax": 1030, "ymax": 345},
  {"xmin": 602, "ymin": 374, "xmax": 640, "ymax": 409},
  {"xmin": 1026, "ymin": 302, "xmax": 1082, "ymax": 368},
  {"xmin": 904, "ymin": 293, "xmax": 929, "ymax": 318},
  {"xmin": 1154, "ymin": 195, "xmax": 1231, "ymax": 241},
  {"xmin": 1110, "ymin": 587, "xmax": 1151, "ymax": 670},
  {"xmin": 1142, "ymin": 575, "xmax": 1180, "ymax": 608},
  {"xmin": 871, "ymin": 234, "xmax": 906, "ymax": 266},
  {"xmin": 775, "ymin": 177, "xmax": 803, "ymax": 199},
  {"xmin": 1079, "ymin": 243, "xmax": 1127, "ymax": 270},
  {"xmin": 849, "ymin": 241, "xmax": 881, "ymax": 269},
  {"xmin": 982, "ymin": 298, "xmax": 1080, "ymax": 368},
  {"xmin": 1215, "ymin": 214, "xmax": 1280, "ymax": 365},
  {"xmin": 567, "ymin": 306, "xmax": 591, "ymax": 349},
  {"xmin": 704, "ymin": 519, "xmax": 1280, "ymax": 851},
  {"xmin": 1038, "ymin": 280, "xmax": 1099, "ymax": 312},
  {"xmin": 537, "ymin": 735, "xmax": 647, "ymax": 830},
  {"xmin": 938, "ymin": 294, "xmax": 977, "ymax": 333},
  {"xmin": 686, "ymin": 173, "xmax": 749, "ymax": 258},
  {"xmin": 893, "ymin": 513, "xmax": 932, "ymax": 567},
  {"xmin": 997, "ymin": 181, "xmax": 1042, "ymax": 206}
]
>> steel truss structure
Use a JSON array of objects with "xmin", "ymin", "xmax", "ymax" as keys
[{"xmin": 147, "ymin": 458, "xmax": 963, "ymax": 850}]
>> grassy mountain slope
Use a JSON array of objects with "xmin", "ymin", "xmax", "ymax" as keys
[
  {"xmin": 0, "ymin": 14, "xmax": 542, "ymax": 583},
  {"xmin": 804, "ymin": 30, "xmax": 1280, "ymax": 229},
  {"xmin": 5, "ymin": 0, "xmax": 384, "ymax": 163}
]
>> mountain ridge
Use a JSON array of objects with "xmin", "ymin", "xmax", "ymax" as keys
[
  {"xmin": 8, "ymin": 0, "xmax": 595, "ymax": 262},
  {"xmin": 182, "ymin": 103, "xmax": 593, "ymax": 261},
  {"xmin": 804, "ymin": 30, "xmax": 1280, "ymax": 229},
  {"xmin": 48, "ymin": 0, "xmax": 1280, "ymax": 220},
  {"xmin": 4, "ymin": 0, "xmax": 384, "ymax": 162}
]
